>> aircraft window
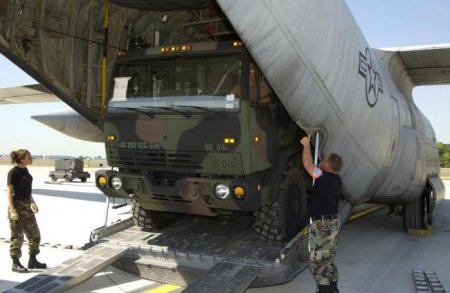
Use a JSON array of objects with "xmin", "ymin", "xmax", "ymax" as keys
[{"xmin": 392, "ymin": 100, "xmax": 399, "ymax": 118}]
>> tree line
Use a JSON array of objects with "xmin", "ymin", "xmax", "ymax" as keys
[{"xmin": 437, "ymin": 143, "xmax": 450, "ymax": 168}]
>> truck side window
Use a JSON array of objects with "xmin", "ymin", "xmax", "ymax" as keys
[
  {"xmin": 249, "ymin": 63, "xmax": 257, "ymax": 104},
  {"xmin": 249, "ymin": 62, "xmax": 273, "ymax": 105},
  {"xmin": 259, "ymin": 76, "xmax": 273, "ymax": 104}
]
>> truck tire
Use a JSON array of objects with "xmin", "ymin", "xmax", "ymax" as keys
[
  {"xmin": 403, "ymin": 188, "xmax": 432, "ymax": 231},
  {"xmin": 132, "ymin": 201, "xmax": 183, "ymax": 231},
  {"xmin": 254, "ymin": 163, "xmax": 309, "ymax": 242},
  {"xmin": 81, "ymin": 178, "xmax": 87, "ymax": 183},
  {"xmin": 51, "ymin": 175, "xmax": 57, "ymax": 182}
]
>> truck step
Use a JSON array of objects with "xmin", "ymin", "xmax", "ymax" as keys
[
  {"xmin": 5, "ymin": 243, "xmax": 130, "ymax": 293},
  {"xmin": 183, "ymin": 261, "xmax": 261, "ymax": 293}
]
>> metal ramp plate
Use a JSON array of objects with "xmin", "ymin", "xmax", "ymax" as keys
[
  {"xmin": 412, "ymin": 269, "xmax": 447, "ymax": 292},
  {"xmin": 5, "ymin": 243, "xmax": 130, "ymax": 293},
  {"xmin": 183, "ymin": 261, "xmax": 261, "ymax": 293}
]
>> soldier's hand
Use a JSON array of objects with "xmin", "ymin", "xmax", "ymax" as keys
[
  {"xmin": 31, "ymin": 202, "xmax": 39, "ymax": 214},
  {"xmin": 9, "ymin": 208, "xmax": 19, "ymax": 221},
  {"xmin": 300, "ymin": 136, "xmax": 310, "ymax": 146}
]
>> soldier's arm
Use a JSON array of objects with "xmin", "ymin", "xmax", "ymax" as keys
[
  {"xmin": 300, "ymin": 137, "xmax": 314, "ymax": 176},
  {"xmin": 6, "ymin": 184, "xmax": 14, "ymax": 209}
]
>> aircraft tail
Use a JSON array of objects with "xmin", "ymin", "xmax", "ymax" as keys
[{"xmin": 379, "ymin": 44, "xmax": 450, "ymax": 87}]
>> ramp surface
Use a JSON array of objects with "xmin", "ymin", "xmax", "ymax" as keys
[
  {"xmin": 183, "ymin": 261, "xmax": 261, "ymax": 293},
  {"xmin": 5, "ymin": 243, "xmax": 129, "ymax": 293}
]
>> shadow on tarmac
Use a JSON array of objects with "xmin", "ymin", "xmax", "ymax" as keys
[{"xmin": 33, "ymin": 189, "xmax": 105, "ymax": 203}]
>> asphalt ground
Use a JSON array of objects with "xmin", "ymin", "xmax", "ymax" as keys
[{"xmin": 0, "ymin": 165, "xmax": 449, "ymax": 292}]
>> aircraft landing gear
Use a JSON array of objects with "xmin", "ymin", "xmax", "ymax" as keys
[{"xmin": 403, "ymin": 187, "xmax": 433, "ymax": 232}]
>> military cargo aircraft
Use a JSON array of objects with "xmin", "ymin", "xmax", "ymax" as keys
[{"xmin": 0, "ymin": 0, "xmax": 448, "ymax": 242}]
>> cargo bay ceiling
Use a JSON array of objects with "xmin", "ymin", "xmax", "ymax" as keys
[{"xmin": 0, "ymin": 0, "xmax": 234, "ymax": 128}]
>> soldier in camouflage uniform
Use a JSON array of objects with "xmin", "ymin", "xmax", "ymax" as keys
[
  {"xmin": 300, "ymin": 136, "xmax": 343, "ymax": 293},
  {"xmin": 7, "ymin": 149, "xmax": 47, "ymax": 273}
]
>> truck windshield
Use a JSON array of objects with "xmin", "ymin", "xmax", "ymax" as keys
[{"xmin": 108, "ymin": 54, "xmax": 241, "ymax": 114}]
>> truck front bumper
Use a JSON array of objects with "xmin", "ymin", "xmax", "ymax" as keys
[{"xmin": 95, "ymin": 169, "xmax": 267, "ymax": 216}]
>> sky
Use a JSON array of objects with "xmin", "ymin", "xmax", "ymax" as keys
[{"xmin": 0, "ymin": 1, "xmax": 449, "ymax": 157}]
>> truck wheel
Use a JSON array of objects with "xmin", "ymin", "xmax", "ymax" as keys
[
  {"xmin": 51, "ymin": 175, "xmax": 57, "ymax": 182},
  {"xmin": 81, "ymin": 178, "xmax": 87, "ymax": 183},
  {"xmin": 254, "ymin": 163, "xmax": 309, "ymax": 242},
  {"xmin": 132, "ymin": 201, "xmax": 183, "ymax": 231},
  {"xmin": 403, "ymin": 188, "xmax": 432, "ymax": 231}
]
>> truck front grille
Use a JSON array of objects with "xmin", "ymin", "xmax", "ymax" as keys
[{"xmin": 108, "ymin": 149, "xmax": 204, "ymax": 171}]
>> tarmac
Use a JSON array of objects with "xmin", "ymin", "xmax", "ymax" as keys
[{"xmin": 0, "ymin": 165, "xmax": 449, "ymax": 292}]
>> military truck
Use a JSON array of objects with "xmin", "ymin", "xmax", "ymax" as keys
[
  {"xmin": 49, "ymin": 159, "xmax": 90, "ymax": 182},
  {"xmin": 95, "ymin": 40, "xmax": 312, "ymax": 242}
]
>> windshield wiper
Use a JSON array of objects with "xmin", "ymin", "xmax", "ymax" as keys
[
  {"xmin": 111, "ymin": 107, "xmax": 155, "ymax": 118},
  {"xmin": 141, "ymin": 106, "xmax": 192, "ymax": 118},
  {"xmin": 170, "ymin": 105, "xmax": 225, "ymax": 118}
]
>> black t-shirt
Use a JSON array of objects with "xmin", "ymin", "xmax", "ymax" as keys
[
  {"xmin": 7, "ymin": 166, "xmax": 33, "ymax": 200},
  {"xmin": 308, "ymin": 171, "xmax": 342, "ymax": 217}
]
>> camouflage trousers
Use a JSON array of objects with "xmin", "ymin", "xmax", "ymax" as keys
[
  {"xmin": 308, "ymin": 218, "xmax": 340, "ymax": 286},
  {"xmin": 8, "ymin": 199, "xmax": 41, "ymax": 258}
]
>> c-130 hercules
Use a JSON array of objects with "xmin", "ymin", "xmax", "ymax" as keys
[{"xmin": 0, "ymin": 0, "xmax": 448, "ymax": 242}]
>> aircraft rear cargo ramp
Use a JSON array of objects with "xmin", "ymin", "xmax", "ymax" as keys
[{"xmin": 5, "ymin": 215, "xmax": 310, "ymax": 293}]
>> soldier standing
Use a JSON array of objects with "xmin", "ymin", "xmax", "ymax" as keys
[
  {"xmin": 7, "ymin": 149, "xmax": 47, "ymax": 273},
  {"xmin": 300, "ymin": 136, "xmax": 343, "ymax": 293}
]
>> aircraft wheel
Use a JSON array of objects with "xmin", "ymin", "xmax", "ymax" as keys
[
  {"xmin": 424, "ymin": 188, "xmax": 433, "ymax": 226},
  {"xmin": 132, "ymin": 201, "xmax": 183, "ymax": 231},
  {"xmin": 254, "ymin": 162, "xmax": 309, "ymax": 242},
  {"xmin": 51, "ymin": 175, "xmax": 57, "ymax": 182},
  {"xmin": 403, "ymin": 188, "xmax": 432, "ymax": 231}
]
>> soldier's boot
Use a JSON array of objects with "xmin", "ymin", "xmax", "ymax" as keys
[
  {"xmin": 12, "ymin": 257, "xmax": 28, "ymax": 273},
  {"xmin": 28, "ymin": 254, "xmax": 47, "ymax": 269},
  {"xmin": 318, "ymin": 285, "xmax": 332, "ymax": 293},
  {"xmin": 330, "ymin": 281, "xmax": 339, "ymax": 293}
]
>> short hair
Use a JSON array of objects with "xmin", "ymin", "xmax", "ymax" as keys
[
  {"xmin": 326, "ymin": 153, "xmax": 343, "ymax": 173},
  {"xmin": 10, "ymin": 149, "xmax": 31, "ymax": 165}
]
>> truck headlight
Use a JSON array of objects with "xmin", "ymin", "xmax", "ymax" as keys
[
  {"xmin": 215, "ymin": 184, "xmax": 230, "ymax": 199},
  {"xmin": 110, "ymin": 176, "xmax": 122, "ymax": 190}
]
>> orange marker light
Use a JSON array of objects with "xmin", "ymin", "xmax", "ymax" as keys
[
  {"xmin": 233, "ymin": 186, "xmax": 245, "ymax": 199},
  {"xmin": 98, "ymin": 176, "xmax": 107, "ymax": 188}
]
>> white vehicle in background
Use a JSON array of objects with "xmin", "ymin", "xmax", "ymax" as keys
[{"xmin": 49, "ymin": 159, "xmax": 90, "ymax": 183}]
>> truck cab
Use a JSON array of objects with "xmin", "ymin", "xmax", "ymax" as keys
[{"xmin": 96, "ymin": 41, "xmax": 308, "ymax": 241}]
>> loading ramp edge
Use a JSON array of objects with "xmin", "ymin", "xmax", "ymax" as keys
[{"xmin": 4, "ymin": 243, "xmax": 130, "ymax": 293}]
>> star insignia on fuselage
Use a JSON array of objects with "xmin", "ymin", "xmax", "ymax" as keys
[{"xmin": 358, "ymin": 48, "xmax": 383, "ymax": 107}]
